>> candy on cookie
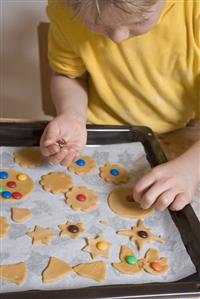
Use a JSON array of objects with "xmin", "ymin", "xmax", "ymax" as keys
[
  {"xmin": 65, "ymin": 187, "xmax": 100, "ymax": 212},
  {"xmin": 58, "ymin": 221, "xmax": 84, "ymax": 239},
  {"xmin": 82, "ymin": 235, "xmax": 112, "ymax": 259},
  {"xmin": 99, "ymin": 163, "xmax": 129, "ymax": 184},
  {"xmin": 142, "ymin": 248, "xmax": 169, "ymax": 275},
  {"xmin": 68, "ymin": 156, "xmax": 97, "ymax": 175}
]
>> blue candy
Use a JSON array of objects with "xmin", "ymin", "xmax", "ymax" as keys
[
  {"xmin": 2, "ymin": 191, "xmax": 12, "ymax": 199},
  {"xmin": 76, "ymin": 159, "xmax": 86, "ymax": 166},
  {"xmin": 0, "ymin": 171, "xmax": 8, "ymax": 180},
  {"xmin": 110, "ymin": 169, "xmax": 120, "ymax": 176}
]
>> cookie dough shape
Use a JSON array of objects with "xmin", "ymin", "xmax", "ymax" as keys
[
  {"xmin": 0, "ymin": 216, "xmax": 10, "ymax": 238},
  {"xmin": 40, "ymin": 172, "xmax": 73, "ymax": 194},
  {"xmin": 0, "ymin": 169, "xmax": 34, "ymax": 202},
  {"xmin": 59, "ymin": 221, "xmax": 84, "ymax": 239},
  {"xmin": 14, "ymin": 147, "xmax": 43, "ymax": 168},
  {"xmin": 11, "ymin": 207, "xmax": 32, "ymax": 223},
  {"xmin": 65, "ymin": 187, "xmax": 100, "ymax": 212},
  {"xmin": 0, "ymin": 262, "xmax": 28, "ymax": 285},
  {"xmin": 26, "ymin": 225, "xmax": 56, "ymax": 245},
  {"xmin": 143, "ymin": 248, "xmax": 169, "ymax": 275},
  {"xmin": 117, "ymin": 220, "xmax": 164, "ymax": 250},
  {"xmin": 73, "ymin": 262, "xmax": 106, "ymax": 282},
  {"xmin": 112, "ymin": 246, "xmax": 143, "ymax": 275},
  {"xmin": 68, "ymin": 156, "xmax": 97, "ymax": 175},
  {"xmin": 82, "ymin": 235, "xmax": 112, "ymax": 259},
  {"xmin": 42, "ymin": 257, "xmax": 73, "ymax": 284},
  {"xmin": 99, "ymin": 163, "xmax": 129, "ymax": 184},
  {"xmin": 108, "ymin": 188, "xmax": 154, "ymax": 218}
]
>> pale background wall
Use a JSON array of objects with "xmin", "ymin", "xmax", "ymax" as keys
[{"xmin": 0, "ymin": 0, "xmax": 51, "ymax": 120}]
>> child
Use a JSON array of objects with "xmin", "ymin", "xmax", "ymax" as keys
[{"xmin": 40, "ymin": 0, "xmax": 200, "ymax": 212}]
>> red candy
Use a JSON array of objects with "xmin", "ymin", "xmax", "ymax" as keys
[
  {"xmin": 126, "ymin": 195, "xmax": 135, "ymax": 202},
  {"xmin": 7, "ymin": 181, "xmax": 16, "ymax": 188},
  {"xmin": 151, "ymin": 262, "xmax": 162, "ymax": 271},
  {"xmin": 12, "ymin": 192, "xmax": 22, "ymax": 200},
  {"xmin": 76, "ymin": 194, "xmax": 86, "ymax": 202}
]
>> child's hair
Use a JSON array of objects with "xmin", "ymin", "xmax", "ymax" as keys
[{"xmin": 66, "ymin": 0, "xmax": 159, "ymax": 25}]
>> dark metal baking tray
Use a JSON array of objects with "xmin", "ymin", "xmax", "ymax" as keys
[{"xmin": 0, "ymin": 121, "xmax": 200, "ymax": 299}]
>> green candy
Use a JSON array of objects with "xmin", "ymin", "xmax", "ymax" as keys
[
  {"xmin": 125, "ymin": 255, "xmax": 137, "ymax": 265},
  {"xmin": 0, "ymin": 186, "xmax": 3, "ymax": 194}
]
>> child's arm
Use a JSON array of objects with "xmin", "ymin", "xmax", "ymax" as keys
[
  {"xmin": 133, "ymin": 140, "xmax": 200, "ymax": 211},
  {"xmin": 40, "ymin": 72, "xmax": 88, "ymax": 166}
]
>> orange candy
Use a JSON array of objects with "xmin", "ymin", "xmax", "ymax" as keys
[{"xmin": 151, "ymin": 262, "xmax": 162, "ymax": 271}]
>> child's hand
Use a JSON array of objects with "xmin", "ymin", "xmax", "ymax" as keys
[
  {"xmin": 133, "ymin": 142, "xmax": 200, "ymax": 211},
  {"xmin": 40, "ymin": 114, "xmax": 87, "ymax": 166}
]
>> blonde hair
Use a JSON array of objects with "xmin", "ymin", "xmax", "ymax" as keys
[{"xmin": 66, "ymin": 0, "xmax": 159, "ymax": 25}]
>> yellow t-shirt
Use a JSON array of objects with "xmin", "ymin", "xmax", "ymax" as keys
[{"xmin": 47, "ymin": 0, "xmax": 200, "ymax": 133}]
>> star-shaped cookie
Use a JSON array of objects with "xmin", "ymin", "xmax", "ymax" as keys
[
  {"xmin": 58, "ymin": 221, "xmax": 84, "ymax": 239},
  {"xmin": 26, "ymin": 225, "xmax": 56, "ymax": 245},
  {"xmin": 112, "ymin": 246, "xmax": 143, "ymax": 275},
  {"xmin": 117, "ymin": 220, "xmax": 164, "ymax": 250},
  {"xmin": 82, "ymin": 235, "xmax": 112, "ymax": 259},
  {"xmin": 142, "ymin": 248, "xmax": 169, "ymax": 275},
  {"xmin": 0, "ymin": 216, "xmax": 10, "ymax": 238}
]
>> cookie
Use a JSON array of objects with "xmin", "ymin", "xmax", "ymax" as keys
[
  {"xmin": 11, "ymin": 208, "xmax": 32, "ymax": 223},
  {"xmin": 73, "ymin": 262, "xmax": 106, "ymax": 282},
  {"xmin": 117, "ymin": 220, "xmax": 164, "ymax": 250},
  {"xmin": 82, "ymin": 235, "xmax": 112, "ymax": 259},
  {"xmin": 143, "ymin": 248, "xmax": 169, "ymax": 275},
  {"xmin": 26, "ymin": 225, "xmax": 56, "ymax": 245},
  {"xmin": 0, "ymin": 216, "xmax": 10, "ymax": 238},
  {"xmin": 112, "ymin": 246, "xmax": 143, "ymax": 275},
  {"xmin": 0, "ymin": 169, "xmax": 34, "ymax": 202},
  {"xmin": 14, "ymin": 148, "xmax": 43, "ymax": 168},
  {"xmin": 59, "ymin": 221, "xmax": 84, "ymax": 239},
  {"xmin": 0, "ymin": 262, "xmax": 28, "ymax": 285},
  {"xmin": 65, "ymin": 187, "xmax": 100, "ymax": 212},
  {"xmin": 99, "ymin": 163, "xmax": 129, "ymax": 184},
  {"xmin": 68, "ymin": 156, "xmax": 96, "ymax": 175},
  {"xmin": 40, "ymin": 172, "xmax": 73, "ymax": 194},
  {"xmin": 42, "ymin": 257, "xmax": 73, "ymax": 284},
  {"xmin": 108, "ymin": 187, "xmax": 154, "ymax": 218}
]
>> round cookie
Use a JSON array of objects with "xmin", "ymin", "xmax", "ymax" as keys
[
  {"xmin": 14, "ymin": 148, "xmax": 44, "ymax": 168},
  {"xmin": 143, "ymin": 248, "xmax": 169, "ymax": 275},
  {"xmin": 108, "ymin": 187, "xmax": 154, "ymax": 218},
  {"xmin": 99, "ymin": 163, "xmax": 129, "ymax": 184},
  {"xmin": 68, "ymin": 156, "xmax": 96, "ymax": 175},
  {"xmin": 40, "ymin": 172, "xmax": 73, "ymax": 194},
  {"xmin": 0, "ymin": 169, "xmax": 34, "ymax": 202},
  {"xmin": 65, "ymin": 187, "xmax": 100, "ymax": 212}
]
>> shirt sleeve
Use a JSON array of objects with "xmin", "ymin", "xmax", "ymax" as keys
[
  {"xmin": 46, "ymin": 1, "xmax": 86, "ymax": 79},
  {"xmin": 193, "ymin": 2, "xmax": 200, "ymax": 119}
]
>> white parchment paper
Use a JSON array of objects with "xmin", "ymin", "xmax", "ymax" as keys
[{"xmin": 0, "ymin": 143, "xmax": 199, "ymax": 293}]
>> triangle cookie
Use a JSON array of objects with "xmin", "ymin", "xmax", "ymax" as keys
[
  {"xmin": 11, "ymin": 208, "xmax": 32, "ymax": 223},
  {"xmin": 73, "ymin": 261, "xmax": 106, "ymax": 282}
]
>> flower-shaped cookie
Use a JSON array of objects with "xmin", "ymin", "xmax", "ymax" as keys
[
  {"xmin": 117, "ymin": 220, "xmax": 164, "ymax": 251},
  {"xmin": 99, "ymin": 163, "xmax": 129, "ymax": 184},
  {"xmin": 14, "ymin": 148, "xmax": 44, "ymax": 168},
  {"xmin": 112, "ymin": 246, "xmax": 143, "ymax": 275},
  {"xmin": 68, "ymin": 156, "xmax": 96, "ymax": 175},
  {"xmin": 40, "ymin": 172, "xmax": 73, "ymax": 194},
  {"xmin": 0, "ymin": 217, "xmax": 10, "ymax": 238},
  {"xmin": 65, "ymin": 187, "xmax": 100, "ymax": 212},
  {"xmin": 58, "ymin": 221, "xmax": 84, "ymax": 239},
  {"xmin": 82, "ymin": 235, "xmax": 112, "ymax": 259},
  {"xmin": 0, "ymin": 169, "xmax": 34, "ymax": 202},
  {"xmin": 142, "ymin": 248, "xmax": 169, "ymax": 275},
  {"xmin": 26, "ymin": 225, "xmax": 56, "ymax": 245}
]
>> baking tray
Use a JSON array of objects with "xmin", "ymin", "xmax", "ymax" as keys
[{"xmin": 0, "ymin": 121, "xmax": 200, "ymax": 299}]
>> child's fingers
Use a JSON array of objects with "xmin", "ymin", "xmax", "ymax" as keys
[
  {"xmin": 133, "ymin": 171, "xmax": 156, "ymax": 202},
  {"xmin": 41, "ymin": 144, "xmax": 60, "ymax": 157},
  {"xmin": 60, "ymin": 149, "xmax": 77, "ymax": 166},
  {"xmin": 42, "ymin": 123, "xmax": 61, "ymax": 147},
  {"xmin": 153, "ymin": 189, "xmax": 177, "ymax": 212},
  {"xmin": 48, "ymin": 148, "xmax": 68, "ymax": 165},
  {"xmin": 138, "ymin": 180, "xmax": 172, "ymax": 209},
  {"xmin": 169, "ymin": 193, "xmax": 188, "ymax": 211}
]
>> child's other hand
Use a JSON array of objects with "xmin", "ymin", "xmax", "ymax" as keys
[
  {"xmin": 133, "ymin": 144, "xmax": 199, "ymax": 211},
  {"xmin": 40, "ymin": 114, "xmax": 87, "ymax": 166}
]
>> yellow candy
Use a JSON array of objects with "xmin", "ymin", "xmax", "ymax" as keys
[
  {"xmin": 17, "ymin": 174, "xmax": 27, "ymax": 181},
  {"xmin": 96, "ymin": 241, "xmax": 108, "ymax": 251}
]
